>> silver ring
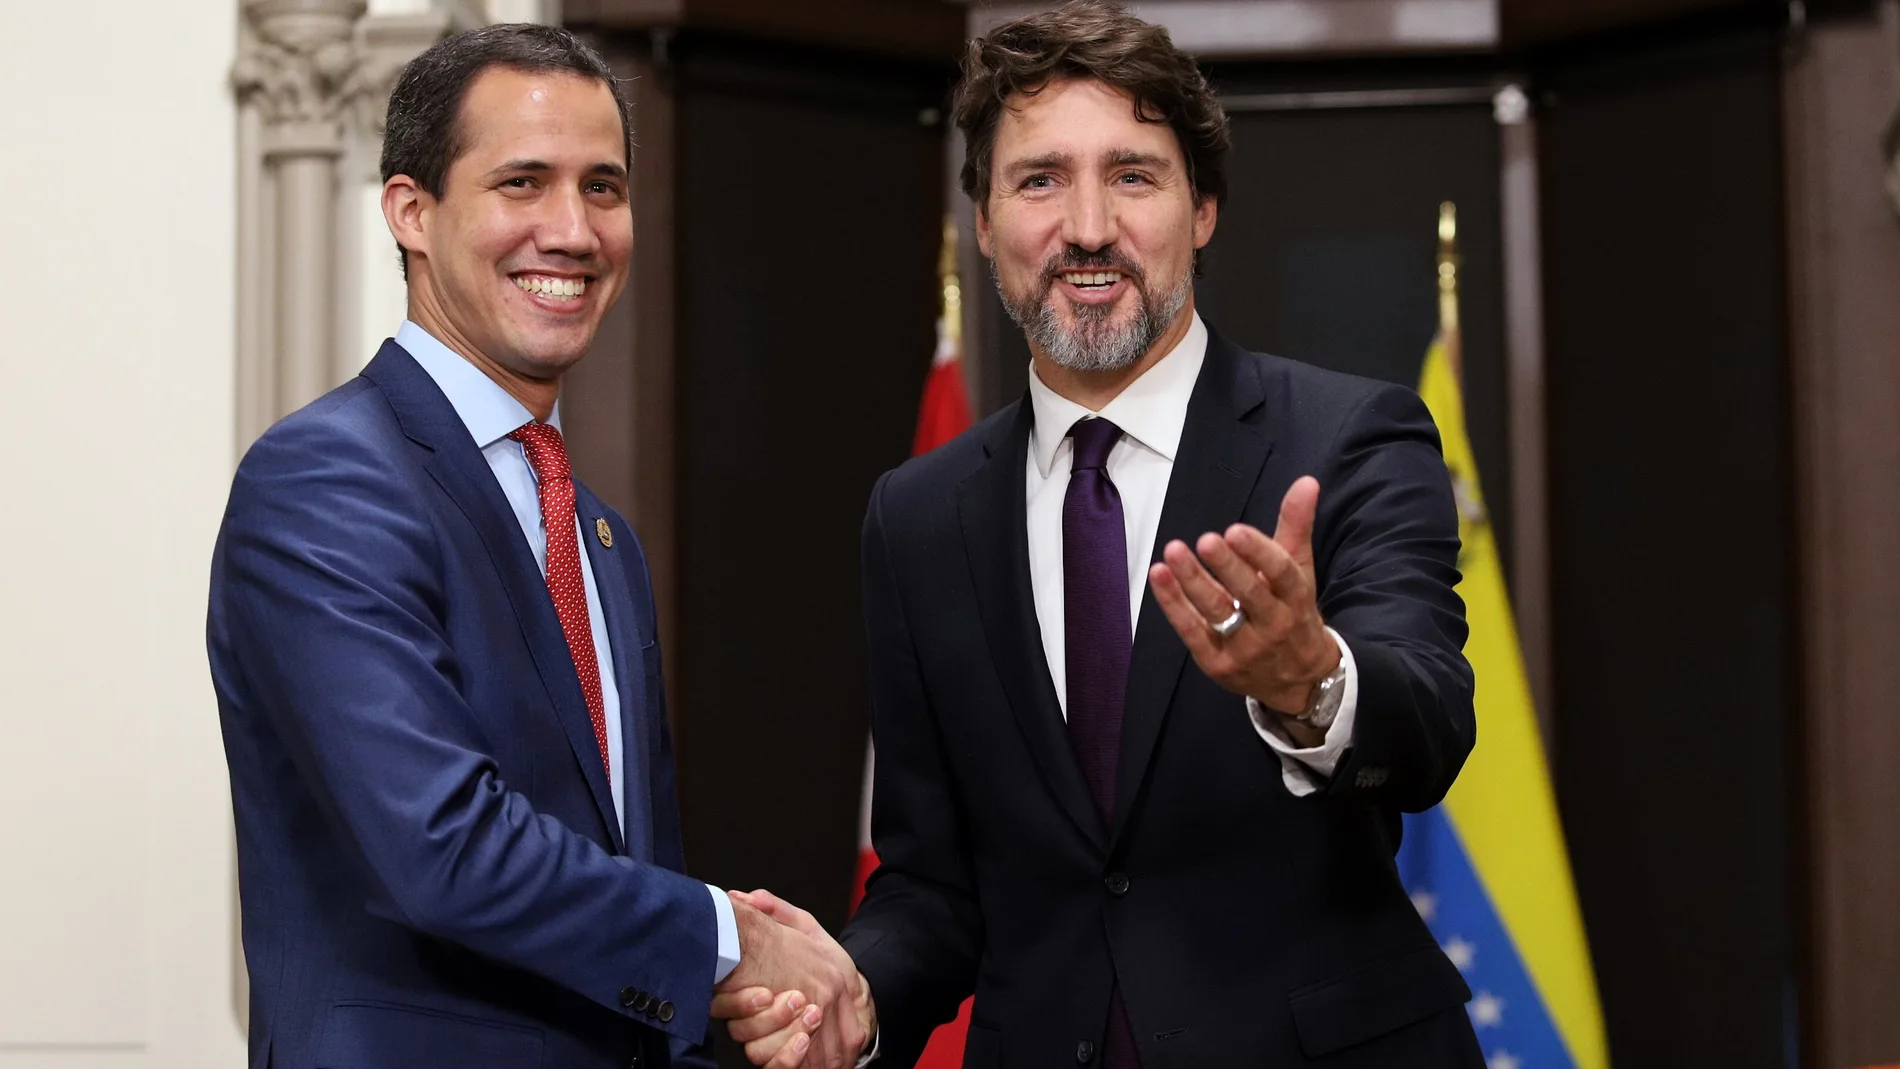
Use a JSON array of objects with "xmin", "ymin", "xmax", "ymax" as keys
[{"xmin": 1211, "ymin": 601, "xmax": 1246, "ymax": 638}]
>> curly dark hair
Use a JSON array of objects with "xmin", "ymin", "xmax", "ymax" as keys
[{"xmin": 953, "ymin": 0, "xmax": 1231, "ymax": 211}]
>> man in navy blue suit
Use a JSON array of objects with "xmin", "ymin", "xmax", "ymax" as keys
[{"xmin": 208, "ymin": 25, "xmax": 862, "ymax": 1069}]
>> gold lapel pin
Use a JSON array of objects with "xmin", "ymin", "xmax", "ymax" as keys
[{"xmin": 595, "ymin": 517, "xmax": 614, "ymax": 549}]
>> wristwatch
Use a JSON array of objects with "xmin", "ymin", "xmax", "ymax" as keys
[{"xmin": 1294, "ymin": 657, "xmax": 1349, "ymax": 731}]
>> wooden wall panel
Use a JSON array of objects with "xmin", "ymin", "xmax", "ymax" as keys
[
  {"xmin": 1539, "ymin": 22, "xmax": 1797, "ymax": 1067},
  {"xmin": 668, "ymin": 39, "xmax": 946, "ymax": 937},
  {"xmin": 566, "ymin": 0, "xmax": 964, "ymax": 62},
  {"xmin": 1501, "ymin": 0, "xmax": 1762, "ymax": 47},
  {"xmin": 1782, "ymin": 5, "xmax": 1900, "ymax": 1065}
]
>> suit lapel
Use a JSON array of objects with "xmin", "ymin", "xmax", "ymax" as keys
[
  {"xmin": 1111, "ymin": 334, "xmax": 1274, "ymax": 844},
  {"xmin": 573, "ymin": 484, "xmax": 656, "ymax": 862},
  {"xmin": 363, "ymin": 345, "xmax": 626, "ymax": 853},
  {"xmin": 958, "ymin": 402, "xmax": 1106, "ymax": 849}
]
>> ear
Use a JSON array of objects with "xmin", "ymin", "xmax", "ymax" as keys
[
  {"xmin": 1192, "ymin": 193, "xmax": 1218, "ymax": 251},
  {"xmin": 973, "ymin": 200, "xmax": 995, "ymax": 260},
  {"xmin": 381, "ymin": 174, "xmax": 434, "ymax": 267}
]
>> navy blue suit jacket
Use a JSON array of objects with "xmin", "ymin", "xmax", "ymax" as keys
[{"xmin": 208, "ymin": 343, "xmax": 715, "ymax": 1069}]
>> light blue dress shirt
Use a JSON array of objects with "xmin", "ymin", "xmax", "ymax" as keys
[{"xmin": 398, "ymin": 321, "xmax": 740, "ymax": 984}]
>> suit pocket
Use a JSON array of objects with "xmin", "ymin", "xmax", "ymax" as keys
[
  {"xmin": 962, "ymin": 1021, "xmax": 1001, "ymax": 1068},
  {"xmin": 1287, "ymin": 943, "xmax": 1471, "ymax": 1057},
  {"xmin": 314, "ymin": 1000, "xmax": 544, "ymax": 1069}
]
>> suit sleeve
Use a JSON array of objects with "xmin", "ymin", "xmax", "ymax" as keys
[
  {"xmin": 211, "ymin": 420, "xmax": 717, "ymax": 1043},
  {"xmin": 1313, "ymin": 382, "xmax": 1476, "ymax": 812},
  {"xmin": 839, "ymin": 473, "xmax": 984, "ymax": 1068}
]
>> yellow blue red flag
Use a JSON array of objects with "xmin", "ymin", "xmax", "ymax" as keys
[{"xmin": 1397, "ymin": 331, "xmax": 1610, "ymax": 1069}]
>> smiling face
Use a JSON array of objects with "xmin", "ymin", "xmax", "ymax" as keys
[
  {"xmin": 386, "ymin": 65, "xmax": 631, "ymax": 393},
  {"xmin": 977, "ymin": 77, "xmax": 1217, "ymax": 377}
]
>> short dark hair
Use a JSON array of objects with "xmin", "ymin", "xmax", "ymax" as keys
[
  {"xmin": 381, "ymin": 23, "xmax": 632, "ymax": 275},
  {"xmin": 953, "ymin": 1, "xmax": 1230, "ymax": 212}
]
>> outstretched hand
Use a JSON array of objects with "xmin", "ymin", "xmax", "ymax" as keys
[
  {"xmin": 1147, "ymin": 475, "xmax": 1340, "ymax": 744},
  {"xmin": 711, "ymin": 890, "xmax": 874, "ymax": 1069}
]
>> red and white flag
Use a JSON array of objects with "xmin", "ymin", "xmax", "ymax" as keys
[
  {"xmin": 851, "ymin": 230, "xmax": 974, "ymax": 1067},
  {"xmin": 909, "ymin": 325, "xmax": 973, "ymax": 459}
]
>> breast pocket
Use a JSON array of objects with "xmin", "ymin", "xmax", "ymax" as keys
[{"xmin": 315, "ymin": 1001, "xmax": 545, "ymax": 1069}]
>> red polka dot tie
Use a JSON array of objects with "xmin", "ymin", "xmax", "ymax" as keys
[{"xmin": 509, "ymin": 422, "xmax": 610, "ymax": 778}]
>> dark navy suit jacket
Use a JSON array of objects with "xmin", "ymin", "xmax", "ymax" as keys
[
  {"xmin": 843, "ymin": 329, "xmax": 1483, "ymax": 1068},
  {"xmin": 208, "ymin": 343, "xmax": 714, "ymax": 1069}
]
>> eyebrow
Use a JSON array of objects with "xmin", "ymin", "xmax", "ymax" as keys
[
  {"xmin": 484, "ymin": 158, "xmax": 629, "ymax": 181},
  {"xmin": 1106, "ymin": 149, "xmax": 1173, "ymax": 170},
  {"xmin": 1000, "ymin": 149, "xmax": 1175, "ymax": 176},
  {"xmin": 1001, "ymin": 151, "xmax": 1073, "ymax": 177}
]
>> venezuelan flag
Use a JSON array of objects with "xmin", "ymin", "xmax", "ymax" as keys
[{"xmin": 1396, "ymin": 322, "xmax": 1610, "ymax": 1069}]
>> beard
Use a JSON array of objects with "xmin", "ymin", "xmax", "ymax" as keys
[{"xmin": 994, "ymin": 246, "xmax": 1192, "ymax": 373}]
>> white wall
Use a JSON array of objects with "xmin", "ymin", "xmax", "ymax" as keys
[{"xmin": 0, "ymin": 1, "xmax": 246, "ymax": 1065}]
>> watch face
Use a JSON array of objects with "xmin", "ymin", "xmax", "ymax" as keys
[{"xmin": 1305, "ymin": 668, "xmax": 1346, "ymax": 727}]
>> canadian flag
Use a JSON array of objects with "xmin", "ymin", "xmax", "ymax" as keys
[{"xmin": 851, "ymin": 236, "xmax": 974, "ymax": 1067}]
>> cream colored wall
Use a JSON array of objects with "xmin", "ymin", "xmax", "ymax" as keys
[{"xmin": 0, "ymin": 1, "xmax": 246, "ymax": 1066}]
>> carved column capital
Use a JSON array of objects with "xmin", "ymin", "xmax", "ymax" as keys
[
  {"xmin": 232, "ymin": 0, "xmax": 368, "ymax": 157},
  {"xmin": 343, "ymin": 11, "xmax": 457, "ymax": 140}
]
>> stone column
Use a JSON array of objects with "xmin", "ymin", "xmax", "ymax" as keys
[
  {"xmin": 231, "ymin": 0, "xmax": 468, "ymax": 450},
  {"xmin": 232, "ymin": 0, "xmax": 365, "ymax": 446}
]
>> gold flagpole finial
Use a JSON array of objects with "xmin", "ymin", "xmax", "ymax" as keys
[{"xmin": 1436, "ymin": 201, "xmax": 1460, "ymax": 337}]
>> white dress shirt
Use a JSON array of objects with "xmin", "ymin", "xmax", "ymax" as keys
[
  {"xmin": 1023, "ymin": 313, "xmax": 1359, "ymax": 795},
  {"xmin": 398, "ymin": 321, "xmax": 741, "ymax": 981}
]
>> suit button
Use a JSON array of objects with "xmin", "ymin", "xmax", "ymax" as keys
[
  {"xmin": 1076, "ymin": 1039, "xmax": 1097, "ymax": 1063},
  {"xmin": 658, "ymin": 1000, "xmax": 676, "ymax": 1023},
  {"xmin": 1104, "ymin": 873, "xmax": 1130, "ymax": 896},
  {"xmin": 619, "ymin": 986, "xmax": 639, "ymax": 1008},
  {"xmin": 632, "ymin": 992, "xmax": 651, "ymax": 1014}
]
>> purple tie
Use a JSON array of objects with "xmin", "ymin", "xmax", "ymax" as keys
[
  {"xmin": 1062, "ymin": 417, "xmax": 1142, "ymax": 1069},
  {"xmin": 1064, "ymin": 417, "xmax": 1132, "ymax": 823}
]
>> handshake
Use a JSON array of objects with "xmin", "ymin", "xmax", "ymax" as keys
[{"xmin": 711, "ymin": 890, "xmax": 876, "ymax": 1069}]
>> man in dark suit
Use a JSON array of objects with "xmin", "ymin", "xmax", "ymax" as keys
[
  {"xmin": 208, "ymin": 25, "xmax": 860, "ymax": 1069},
  {"xmin": 719, "ymin": 3, "xmax": 1482, "ymax": 1067}
]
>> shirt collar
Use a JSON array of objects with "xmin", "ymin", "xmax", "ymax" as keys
[
  {"xmin": 395, "ymin": 320, "xmax": 561, "ymax": 449},
  {"xmin": 1027, "ymin": 312, "xmax": 1208, "ymax": 478}
]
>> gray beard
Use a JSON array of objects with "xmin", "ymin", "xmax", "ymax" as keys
[{"xmin": 997, "ymin": 263, "xmax": 1193, "ymax": 373}]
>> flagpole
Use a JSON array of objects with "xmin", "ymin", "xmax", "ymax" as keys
[
  {"xmin": 1438, "ymin": 201, "xmax": 1461, "ymax": 376},
  {"xmin": 938, "ymin": 215, "xmax": 962, "ymax": 357}
]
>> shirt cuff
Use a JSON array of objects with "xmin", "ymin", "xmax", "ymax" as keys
[
  {"xmin": 1247, "ymin": 627, "xmax": 1360, "ymax": 797},
  {"xmin": 707, "ymin": 884, "xmax": 741, "ymax": 984},
  {"xmin": 855, "ymin": 1026, "xmax": 881, "ymax": 1067}
]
